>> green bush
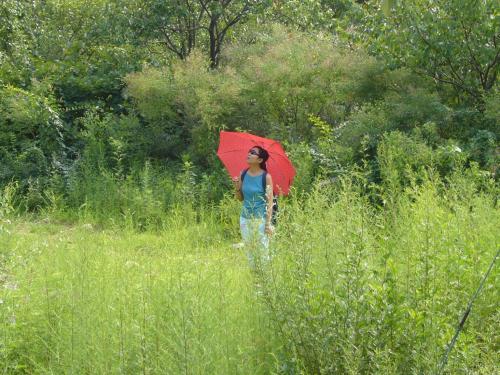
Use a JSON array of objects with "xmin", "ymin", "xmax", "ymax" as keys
[
  {"xmin": 468, "ymin": 130, "xmax": 497, "ymax": 173},
  {"xmin": 375, "ymin": 131, "xmax": 468, "ymax": 193},
  {"xmin": 0, "ymin": 84, "xmax": 65, "ymax": 207}
]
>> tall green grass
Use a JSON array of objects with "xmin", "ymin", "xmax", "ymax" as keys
[
  {"xmin": 0, "ymin": 220, "xmax": 277, "ymax": 374},
  {"xmin": 255, "ymin": 170, "xmax": 498, "ymax": 374},
  {"xmin": 0, "ymin": 168, "xmax": 498, "ymax": 374}
]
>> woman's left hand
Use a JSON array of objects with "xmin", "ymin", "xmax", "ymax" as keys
[{"xmin": 265, "ymin": 224, "xmax": 274, "ymax": 236}]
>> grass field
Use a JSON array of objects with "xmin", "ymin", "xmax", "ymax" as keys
[
  {"xmin": 1, "ymin": 217, "xmax": 280, "ymax": 374},
  {"xmin": 1, "ymin": 172, "xmax": 498, "ymax": 374}
]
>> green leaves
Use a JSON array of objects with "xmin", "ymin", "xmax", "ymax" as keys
[
  {"xmin": 0, "ymin": 85, "xmax": 63, "ymax": 155},
  {"xmin": 0, "ymin": 84, "xmax": 65, "ymax": 195},
  {"xmin": 365, "ymin": 0, "xmax": 500, "ymax": 106},
  {"xmin": 132, "ymin": 0, "xmax": 272, "ymax": 67}
]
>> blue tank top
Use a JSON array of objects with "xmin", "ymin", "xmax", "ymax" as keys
[{"xmin": 241, "ymin": 172, "xmax": 267, "ymax": 219}]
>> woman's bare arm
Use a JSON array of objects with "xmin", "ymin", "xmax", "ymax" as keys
[{"xmin": 232, "ymin": 174, "xmax": 243, "ymax": 201}]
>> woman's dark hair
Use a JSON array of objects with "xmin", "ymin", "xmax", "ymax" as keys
[{"xmin": 252, "ymin": 146, "xmax": 269, "ymax": 170}]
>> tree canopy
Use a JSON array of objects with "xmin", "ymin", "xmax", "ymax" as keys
[{"xmin": 0, "ymin": 0, "xmax": 498, "ymax": 198}]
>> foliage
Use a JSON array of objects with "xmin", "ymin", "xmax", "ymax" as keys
[
  {"xmin": 130, "ymin": 0, "xmax": 272, "ymax": 67},
  {"xmin": 125, "ymin": 27, "xmax": 395, "ymax": 166},
  {"xmin": 1, "ymin": 5, "xmax": 499, "ymax": 372},
  {"xmin": 364, "ymin": 0, "xmax": 500, "ymax": 106},
  {"xmin": 265, "ymin": 0, "xmax": 355, "ymax": 32},
  {"xmin": 0, "ymin": 84, "xmax": 64, "ymax": 198},
  {"xmin": 468, "ymin": 130, "xmax": 498, "ymax": 174},
  {"xmin": 1, "ymin": 170, "xmax": 498, "ymax": 374},
  {"xmin": 0, "ymin": 0, "xmax": 147, "ymax": 118},
  {"xmin": 0, "ymin": 0, "xmax": 33, "ymax": 86},
  {"xmin": 1, "ymin": 0, "xmax": 498, "ymax": 195},
  {"xmin": 254, "ymin": 171, "xmax": 499, "ymax": 374},
  {"xmin": 376, "ymin": 130, "xmax": 467, "ymax": 192},
  {"xmin": 0, "ymin": 219, "xmax": 276, "ymax": 374},
  {"xmin": 29, "ymin": 0, "xmax": 145, "ymax": 111}
]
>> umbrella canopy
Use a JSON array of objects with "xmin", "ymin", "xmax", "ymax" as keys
[{"xmin": 217, "ymin": 131, "xmax": 296, "ymax": 195}]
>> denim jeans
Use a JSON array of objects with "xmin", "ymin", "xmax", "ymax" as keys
[{"xmin": 239, "ymin": 216, "xmax": 269, "ymax": 266}]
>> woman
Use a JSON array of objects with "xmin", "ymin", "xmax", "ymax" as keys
[{"xmin": 232, "ymin": 146, "xmax": 274, "ymax": 253}]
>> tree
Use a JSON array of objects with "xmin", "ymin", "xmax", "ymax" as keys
[
  {"xmin": 266, "ymin": 0, "xmax": 355, "ymax": 32},
  {"xmin": 203, "ymin": 0, "xmax": 269, "ymax": 68},
  {"xmin": 0, "ymin": 84, "xmax": 64, "ymax": 189},
  {"xmin": 130, "ymin": 0, "xmax": 206, "ymax": 60},
  {"xmin": 365, "ymin": 0, "xmax": 499, "ymax": 105},
  {"xmin": 132, "ymin": 0, "xmax": 270, "ymax": 68},
  {"xmin": 0, "ymin": 0, "xmax": 33, "ymax": 86},
  {"xmin": 26, "ymin": 0, "xmax": 146, "ymax": 113}
]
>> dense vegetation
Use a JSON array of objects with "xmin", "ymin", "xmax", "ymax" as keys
[
  {"xmin": 1, "ymin": 0, "xmax": 499, "ymax": 374},
  {"xmin": 1, "ymin": 170, "xmax": 498, "ymax": 373}
]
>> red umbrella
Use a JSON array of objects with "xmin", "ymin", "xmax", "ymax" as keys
[{"xmin": 217, "ymin": 131, "xmax": 296, "ymax": 195}]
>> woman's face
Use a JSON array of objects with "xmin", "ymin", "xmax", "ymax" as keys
[{"xmin": 247, "ymin": 147, "xmax": 262, "ymax": 165}]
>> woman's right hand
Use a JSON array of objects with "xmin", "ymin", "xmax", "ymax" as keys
[{"xmin": 232, "ymin": 176, "xmax": 243, "ymax": 201}]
